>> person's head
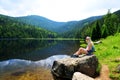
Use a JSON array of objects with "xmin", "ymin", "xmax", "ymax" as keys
[{"xmin": 85, "ymin": 36, "xmax": 91, "ymax": 43}]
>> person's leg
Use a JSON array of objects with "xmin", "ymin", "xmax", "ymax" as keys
[
  {"xmin": 71, "ymin": 48, "xmax": 81, "ymax": 57},
  {"xmin": 71, "ymin": 47, "xmax": 88, "ymax": 57},
  {"xmin": 75, "ymin": 48, "xmax": 88, "ymax": 54},
  {"xmin": 81, "ymin": 48, "xmax": 88, "ymax": 54},
  {"xmin": 74, "ymin": 48, "xmax": 81, "ymax": 55}
]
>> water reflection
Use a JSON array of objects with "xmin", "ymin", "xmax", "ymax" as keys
[
  {"xmin": 0, "ymin": 55, "xmax": 69, "ymax": 76},
  {"xmin": 0, "ymin": 40, "xmax": 56, "ymax": 61},
  {"xmin": 0, "ymin": 40, "xmax": 80, "ymax": 61}
]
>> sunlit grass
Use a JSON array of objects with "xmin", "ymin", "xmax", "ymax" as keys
[{"xmin": 94, "ymin": 33, "xmax": 120, "ymax": 80}]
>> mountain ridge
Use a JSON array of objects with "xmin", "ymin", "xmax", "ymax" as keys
[
  {"xmin": 15, "ymin": 15, "xmax": 66, "ymax": 33},
  {"xmin": 15, "ymin": 15, "xmax": 102, "ymax": 34},
  {"xmin": 0, "ymin": 14, "xmax": 57, "ymax": 38}
]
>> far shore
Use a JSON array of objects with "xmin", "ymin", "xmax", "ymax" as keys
[{"xmin": 0, "ymin": 38, "xmax": 83, "ymax": 41}]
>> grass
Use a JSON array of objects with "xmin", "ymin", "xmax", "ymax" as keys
[{"xmin": 94, "ymin": 33, "xmax": 120, "ymax": 80}]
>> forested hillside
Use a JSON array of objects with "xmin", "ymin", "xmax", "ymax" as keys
[
  {"xmin": 16, "ymin": 15, "xmax": 66, "ymax": 33},
  {"xmin": 76, "ymin": 10, "xmax": 120, "ymax": 40},
  {"xmin": 16, "ymin": 15, "xmax": 102, "ymax": 37},
  {"xmin": 0, "ymin": 9, "xmax": 119, "ymax": 39},
  {"xmin": 61, "ymin": 16, "xmax": 102, "ymax": 38},
  {"xmin": 0, "ymin": 14, "xmax": 57, "ymax": 38}
]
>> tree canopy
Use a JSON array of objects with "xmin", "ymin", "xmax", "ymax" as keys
[
  {"xmin": 77, "ymin": 10, "xmax": 120, "ymax": 40},
  {"xmin": 0, "ymin": 14, "xmax": 57, "ymax": 38}
]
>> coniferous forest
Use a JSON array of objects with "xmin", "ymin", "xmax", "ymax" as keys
[
  {"xmin": 0, "ymin": 14, "xmax": 57, "ymax": 38},
  {"xmin": 76, "ymin": 10, "xmax": 120, "ymax": 40},
  {"xmin": 0, "ymin": 9, "xmax": 120, "ymax": 40}
]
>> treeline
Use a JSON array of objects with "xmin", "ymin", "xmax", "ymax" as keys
[
  {"xmin": 76, "ymin": 10, "xmax": 120, "ymax": 40},
  {"xmin": 0, "ymin": 14, "xmax": 57, "ymax": 38}
]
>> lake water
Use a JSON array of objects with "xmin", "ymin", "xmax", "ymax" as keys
[{"xmin": 0, "ymin": 39, "xmax": 81, "ymax": 76}]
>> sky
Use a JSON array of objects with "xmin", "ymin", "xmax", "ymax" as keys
[{"xmin": 0, "ymin": 0, "xmax": 120, "ymax": 22}]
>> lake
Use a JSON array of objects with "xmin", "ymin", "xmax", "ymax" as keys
[
  {"xmin": 0, "ymin": 39, "xmax": 80, "ymax": 61},
  {"xmin": 0, "ymin": 39, "xmax": 81, "ymax": 77}
]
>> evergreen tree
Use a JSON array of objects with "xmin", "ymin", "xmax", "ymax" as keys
[
  {"xmin": 101, "ymin": 24, "xmax": 109, "ymax": 38},
  {"xmin": 91, "ymin": 21, "xmax": 101, "ymax": 40}
]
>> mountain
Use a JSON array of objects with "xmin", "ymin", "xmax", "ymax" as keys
[
  {"xmin": 16, "ymin": 15, "xmax": 102, "ymax": 34},
  {"xmin": 60, "ymin": 16, "xmax": 102, "ymax": 38},
  {"xmin": 16, "ymin": 15, "xmax": 66, "ymax": 33},
  {"xmin": 0, "ymin": 13, "xmax": 103, "ymax": 38},
  {"xmin": 0, "ymin": 14, "xmax": 57, "ymax": 38},
  {"xmin": 114, "ymin": 9, "xmax": 120, "ymax": 18}
]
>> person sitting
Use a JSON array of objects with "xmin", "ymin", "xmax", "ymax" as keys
[{"xmin": 71, "ymin": 36, "xmax": 95, "ymax": 57}]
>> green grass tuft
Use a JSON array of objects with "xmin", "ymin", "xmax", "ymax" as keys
[{"xmin": 94, "ymin": 33, "xmax": 120, "ymax": 79}]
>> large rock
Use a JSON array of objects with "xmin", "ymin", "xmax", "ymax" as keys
[
  {"xmin": 72, "ymin": 72, "xmax": 94, "ymax": 80},
  {"xmin": 51, "ymin": 55, "xmax": 98, "ymax": 80}
]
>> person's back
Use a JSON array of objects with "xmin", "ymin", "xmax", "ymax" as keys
[{"xmin": 86, "ymin": 38, "xmax": 95, "ymax": 55}]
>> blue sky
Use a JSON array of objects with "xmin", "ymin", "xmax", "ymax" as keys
[{"xmin": 0, "ymin": 0, "xmax": 120, "ymax": 22}]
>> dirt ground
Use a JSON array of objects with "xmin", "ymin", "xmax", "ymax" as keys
[{"xmin": 95, "ymin": 65, "xmax": 111, "ymax": 80}]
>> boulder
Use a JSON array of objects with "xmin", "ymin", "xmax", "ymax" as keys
[
  {"xmin": 72, "ymin": 72, "xmax": 94, "ymax": 80},
  {"xmin": 51, "ymin": 55, "xmax": 98, "ymax": 80}
]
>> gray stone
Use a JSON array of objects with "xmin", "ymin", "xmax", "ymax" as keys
[
  {"xmin": 51, "ymin": 55, "xmax": 98, "ymax": 80},
  {"xmin": 72, "ymin": 72, "xmax": 94, "ymax": 80},
  {"xmin": 116, "ymin": 64, "xmax": 120, "ymax": 72}
]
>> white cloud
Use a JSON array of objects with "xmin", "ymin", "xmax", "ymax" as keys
[
  {"xmin": 0, "ymin": 7, "xmax": 8, "ymax": 15},
  {"xmin": 0, "ymin": 0, "xmax": 120, "ymax": 21}
]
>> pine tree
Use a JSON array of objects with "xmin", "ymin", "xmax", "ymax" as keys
[
  {"xmin": 91, "ymin": 21, "xmax": 101, "ymax": 40},
  {"xmin": 101, "ymin": 24, "xmax": 109, "ymax": 38}
]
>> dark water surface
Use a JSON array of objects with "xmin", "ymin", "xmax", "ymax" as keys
[
  {"xmin": 0, "ymin": 39, "xmax": 80, "ymax": 76},
  {"xmin": 0, "ymin": 39, "xmax": 80, "ymax": 61}
]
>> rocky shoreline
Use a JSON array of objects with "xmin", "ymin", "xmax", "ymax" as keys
[{"xmin": 51, "ymin": 55, "xmax": 99, "ymax": 80}]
